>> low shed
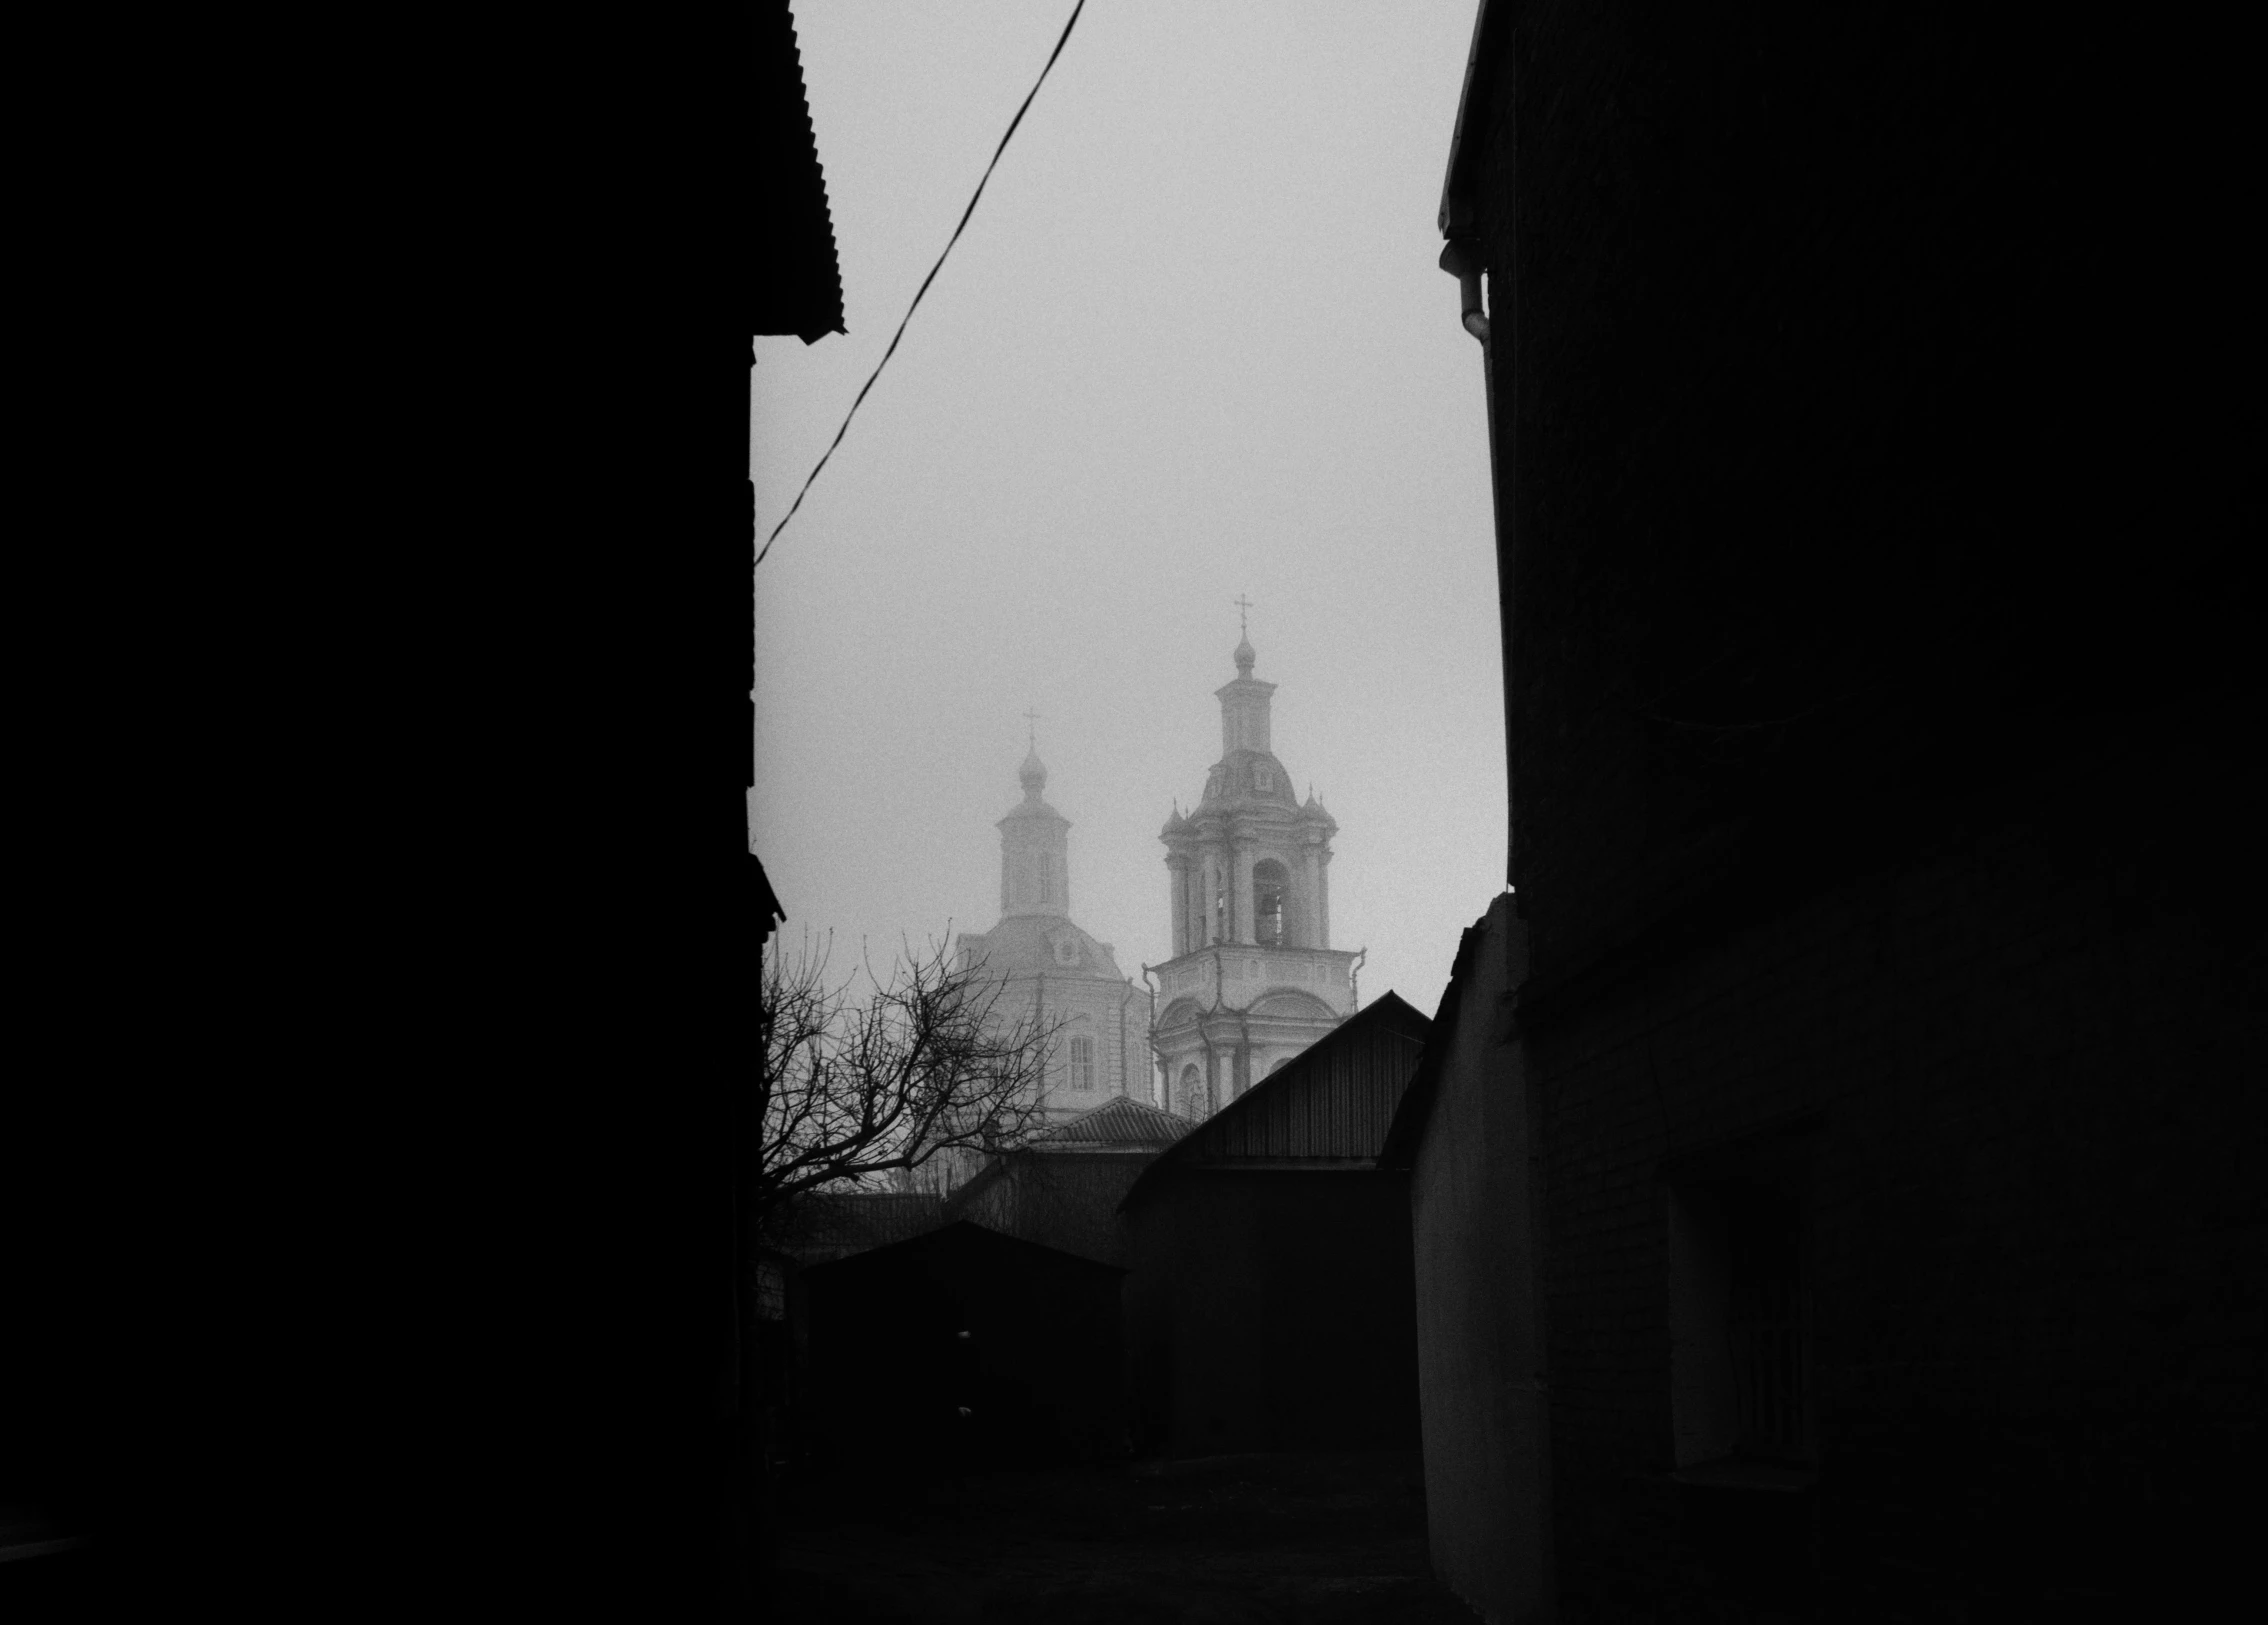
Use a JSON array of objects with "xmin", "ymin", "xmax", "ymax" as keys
[
  {"xmin": 799, "ymin": 1221, "xmax": 1128, "ymax": 1476},
  {"xmin": 1118, "ymin": 992, "xmax": 1430, "ymax": 1458}
]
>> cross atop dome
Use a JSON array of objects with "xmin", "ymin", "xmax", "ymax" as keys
[{"xmin": 1232, "ymin": 595, "xmax": 1257, "ymax": 675}]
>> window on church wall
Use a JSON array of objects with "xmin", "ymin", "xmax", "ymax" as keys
[
  {"xmin": 1253, "ymin": 860, "xmax": 1289, "ymax": 947},
  {"xmin": 1069, "ymin": 1034, "xmax": 1094, "ymax": 1091},
  {"xmin": 1039, "ymin": 850, "xmax": 1057, "ymax": 904},
  {"xmin": 1177, "ymin": 1063, "xmax": 1202, "ymax": 1118}
]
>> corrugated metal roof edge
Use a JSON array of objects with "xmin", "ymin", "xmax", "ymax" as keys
[
  {"xmin": 1117, "ymin": 991, "xmax": 1431, "ymax": 1215},
  {"xmin": 757, "ymin": 0, "xmax": 846, "ymax": 342}
]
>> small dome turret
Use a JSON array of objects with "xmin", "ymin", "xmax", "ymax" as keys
[
  {"xmin": 1019, "ymin": 746, "xmax": 1047, "ymax": 797},
  {"xmin": 1233, "ymin": 634, "xmax": 1256, "ymax": 676}
]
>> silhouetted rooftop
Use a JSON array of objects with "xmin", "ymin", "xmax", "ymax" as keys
[{"xmin": 1030, "ymin": 1095, "xmax": 1194, "ymax": 1150}]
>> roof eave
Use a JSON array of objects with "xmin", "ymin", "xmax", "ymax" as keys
[{"xmin": 1439, "ymin": 0, "xmax": 1502, "ymax": 240}]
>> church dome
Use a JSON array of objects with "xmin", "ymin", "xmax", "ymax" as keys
[
  {"xmin": 1197, "ymin": 749, "xmax": 1300, "ymax": 811},
  {"xmin": 1019, "ymin": 746, "xmax": 1047, "ymax": 795},
  {"xmin": 959, "ymin": 913, "xmax": 1126, "ymax": 981},
  {"xmin": 1233, "ymin": 635, "xmax": 1256, "ymax": 675}
]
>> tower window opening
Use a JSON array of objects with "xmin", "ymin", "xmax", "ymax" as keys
[
  {"xmin": 1039, "ymin": 850, "xmax": 1057, "ymax": 904},
  {"xmin": 1253, "ymin": 860, "xmax": 1290, "ymax": 947},
  {"xmin": 1213, "ymin": 888, "xmax": 1226, "ymax": 944},
  {"xmin": 1070, "ymin": 1035, "xmax": 1094, "ymax": 1092}
]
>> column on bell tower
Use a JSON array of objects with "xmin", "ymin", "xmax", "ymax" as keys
[
  {"xmin": 1162, "ymin": 808, "xmax": 1195, "ymax": 955},
  {"xmin": 1300, "ymin": 792, "xmax": 1337, "ymax": 949},
  {"xmin": 1191, "ymin": 807, "xmax": 1227, "ymax": 946}
]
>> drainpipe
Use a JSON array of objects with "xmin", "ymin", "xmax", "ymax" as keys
[
  {"xmin": 1351, "ymin": 947, "xmax": 1367, "ymax": 1011},
  {"xmin": 1441, "ymin": 238, "xmax": 1489, "ymax": 344}
]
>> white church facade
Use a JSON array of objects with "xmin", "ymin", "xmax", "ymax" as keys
[{"xmin": 1147, "ymin": 632, "xmax": 1361, "ymax": 1121}]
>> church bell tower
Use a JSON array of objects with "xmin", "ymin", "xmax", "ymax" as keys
[{"xmin": 1146, "ymin": 623, "xmax": 1361, "ymax": 1120}]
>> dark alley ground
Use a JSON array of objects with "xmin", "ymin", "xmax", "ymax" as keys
[{"xmin": 772, "ymin": 1449, "xmax": 1479, "ymax": 1623}]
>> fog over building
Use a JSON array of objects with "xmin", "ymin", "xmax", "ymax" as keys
[{"xmin": 750, "ymin": 4, "xmax": 1508, "ymax": 1035}]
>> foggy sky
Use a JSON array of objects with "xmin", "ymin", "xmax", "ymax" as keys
[{"xmin": 752, "ymin": 1, "xmax": 1504, "ymax": 1047}]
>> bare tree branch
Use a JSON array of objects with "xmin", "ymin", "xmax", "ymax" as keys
[{"xmin": 756, "ymin": 931, "xmax": 1060, "ymax": 1223}]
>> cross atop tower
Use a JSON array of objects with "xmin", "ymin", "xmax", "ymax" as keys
[{"xmin": 1233, "ymin": 594, "xmax": 1255, "ymax": 637}]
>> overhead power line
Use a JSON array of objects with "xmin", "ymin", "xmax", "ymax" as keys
[{"xmin": 755, "ymin": 0, "xmax": 1089, "ymax": 569}]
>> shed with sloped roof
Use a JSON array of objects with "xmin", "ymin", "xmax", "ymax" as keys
[{"xmin": 1117, "ymin": 992, "xmax": 1430, "ymax": 1457}]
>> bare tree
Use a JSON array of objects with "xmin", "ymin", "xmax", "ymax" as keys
[{"xmin": 755, "ymin": 933, "xmax": 1056, "ymax": 1222}]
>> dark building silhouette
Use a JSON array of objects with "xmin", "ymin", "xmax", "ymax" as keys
[
  {"xmin": 800, "ymin": 1222, "xmax": 1130, "ymax": 1478},
  {"xmin": 1120, "ymin": 993, "xmax": 1430, "ymax": 1459},
  {"xmin": 732, "ymin": 2, "xmax": 848, "ymax": 1613},
  {"xmin": 1402, "ymin": 4, "xmax": 2262, "ymax": 1621},
  {"xmin": 948, "ymin": 1095, "xmax": 1191, "ymax": 1266},
  {"xmin": 763, "ymin": 1190, "xmax": 949, "ymax": 1267}
]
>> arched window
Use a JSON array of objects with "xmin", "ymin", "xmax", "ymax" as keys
[
  {"xmin": 1069, "ymin": 1034, "xmax": 1094, "ymax": 1091},
  {"xmin": 1253, "ymin": 859, "xmax": 1290, "ymax": 946},
  {"xmin": 1039, "ymin": 850, "xmax": 1057, "ymax": 905},
  {"xmin": 1177, "ymin": 1063, "xmax": 1203, "ymax": 1119}
]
